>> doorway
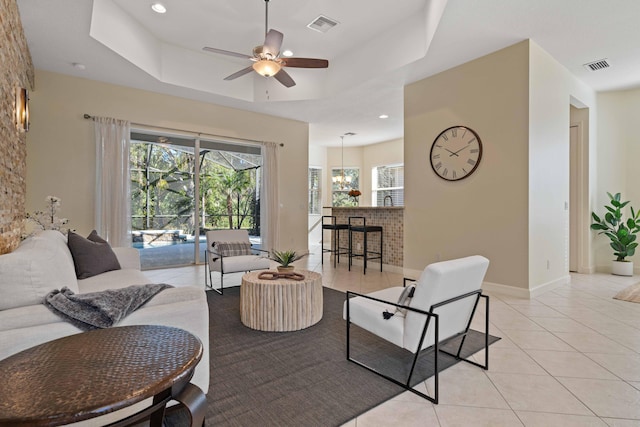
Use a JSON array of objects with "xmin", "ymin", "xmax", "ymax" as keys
[{"xmin": 569, "ymin": 103, "xmax": 589, "ymax": 273}]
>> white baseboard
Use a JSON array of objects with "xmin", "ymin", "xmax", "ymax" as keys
[
  {"xmin": 528, "ymin": 275, "xmax": 571, "ymax": 298},
  {"xmin": 482, "ymin": 275, "xmax": 570, "ymax": 299},
  {"xmin": 481, "ymin": 281, "xmax": 530, "ymax": 298}
]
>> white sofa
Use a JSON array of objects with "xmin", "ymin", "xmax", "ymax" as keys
[{"xmin": 0, "ymin": 230, "xmax": 210, "ymax": 423}]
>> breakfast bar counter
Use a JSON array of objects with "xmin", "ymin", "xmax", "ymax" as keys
[{"xmin": 324, "ymin": 206, "xmax": 404, "ymax": 269}]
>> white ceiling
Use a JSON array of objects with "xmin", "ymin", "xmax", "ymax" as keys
[{"xmin": 16, "ymin": 0, "xmax": 640, "ymax": 147}]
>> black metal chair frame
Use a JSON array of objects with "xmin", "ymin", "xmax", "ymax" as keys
[
  {"xmin": 346, "ymin": 289, "xmax": 490, "ymax": 404},
  {"xmin": 204, "ymin": 246, "xmax": 269, "ymax": 295},
  {"xmin": 348, "ymin": 216, "xmax": 383, "ymax": 274},
  {"xmin": 321, "ymin": 215, "xmax": 349, "ymax": 268}
]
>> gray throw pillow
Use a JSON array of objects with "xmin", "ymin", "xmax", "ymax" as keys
[
  {"xmin": 395, "ymin": 284, "xmax": 415, "ymax": 316},
  {"xmin": 67, "ymin": 230, "xmax": 121, "ymax": 279},
  {"xmin": 382, "ymin": 284, "xmax": 416, "ymax": 320},
  {"xmin": 214, "ymin": 241, "xmax": 253, "ymax": 257}
]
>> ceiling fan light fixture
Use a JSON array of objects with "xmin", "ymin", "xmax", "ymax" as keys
[{"xmin": 252, "ymin": 59, "xmax": 281, "ymax": 77}]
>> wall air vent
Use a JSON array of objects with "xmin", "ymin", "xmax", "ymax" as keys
[
  {"xmin": 583, "ymin": 59, "xmax": 610, "ymax": 71},
  {"xmin": 307, "ymin": 15, "xmax": 339, "ymax": 33}
]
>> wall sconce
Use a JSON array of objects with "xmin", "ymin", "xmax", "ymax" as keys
[{"xmin": 15, "ymin": 87, "xmax": 29, "ymax": 132}]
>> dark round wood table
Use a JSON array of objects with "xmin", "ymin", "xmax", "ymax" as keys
[{"xmin": 0, "ymin": 325, "xmax": 206, "ymax": 426}]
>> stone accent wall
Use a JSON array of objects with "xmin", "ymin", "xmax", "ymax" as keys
[{"xmin": 0, "ymin": 0, "xmax": 34, "ymax": 254}]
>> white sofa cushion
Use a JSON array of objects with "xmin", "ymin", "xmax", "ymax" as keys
[
  {"xmin": 210, "ymin": 254, "xmax": 271, "ymax": 274},
  {"xmin": 0, "ymin": 231, "xmax": 78, "ymax": 310},
  {"xmin": 0, "ymin": 303, "xmax": 63, "ymax": 332},
  {"xmin": 78, "ymin": 268, "xmax": 152, "ymax": 293}
]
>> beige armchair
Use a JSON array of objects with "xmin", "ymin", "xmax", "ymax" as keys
[{"xmin": 204, "ymin": 230, "xmax": 270, "ymax": 294}]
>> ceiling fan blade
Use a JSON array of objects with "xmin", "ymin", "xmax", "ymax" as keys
[
  {"xmin": 224, "ymin": 66, "xmax": 255, "ymax": 81},
  {"xmin": 263, "ymin": 29, "xmax": 284, "ymax": 57},
  {"xmin": 274, "ymin": 69, "xmax": 296, "ymax": 88},
  {"xmin": 203, "ymin": 46, "xmax": 252, "ymax": 60},
  {"xmin": 281, "ymin": 57, "xmax": 329, "ymax": 68}
]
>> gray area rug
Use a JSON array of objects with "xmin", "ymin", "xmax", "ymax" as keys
[{"xmin": 171, "ymin": 286, "xmax": 499, "ymax": 426}]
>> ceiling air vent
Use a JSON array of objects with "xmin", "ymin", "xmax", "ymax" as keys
[
  {"xmin": 307, "ymin": 15, "xmax": 339, "ymax": 33},
  {"xmin": 583, "ymin": 59, "xmax": 610, "ymax": 71}
]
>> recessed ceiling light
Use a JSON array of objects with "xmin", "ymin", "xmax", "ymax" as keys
[
  {"xmin": 282, "ymin": 50, "xmax": 293, "ymax": 57},
  {"xmin": 151, "ymin": 3, "xmax": 167, "ymax": 13},
  {"xmin": 379, "ymin": 114, "xmax": 389, "ymax": 119}
]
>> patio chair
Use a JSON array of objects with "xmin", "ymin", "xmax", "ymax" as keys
[
  {"xmin": 205, "ymin": 229, "xmax": 270, "ymax": 294},
  {"xmin": 344, "ymin": 255, "xmax": 490, "ymax": 404}
]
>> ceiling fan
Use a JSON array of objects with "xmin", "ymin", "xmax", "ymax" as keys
[{"xmin": 202, "ymin": 0, "xmax": 329, "ymax": 88}]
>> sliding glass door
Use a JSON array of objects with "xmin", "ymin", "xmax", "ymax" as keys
[
  {"xmin": 130, "ymin": 131, "xmax": 262, "ymax": 269},
  {"xmin": 130, "ymin": 134, "xmax": 197, "ymax": 268}
]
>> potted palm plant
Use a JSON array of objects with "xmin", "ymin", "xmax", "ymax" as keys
[
  {"xmin": 270, "ymin": 249, "xmax": 305, "ymax": 272},
  {"xmin": 591, "ymin": 192, "xmax": 640, "ymax": 276}
]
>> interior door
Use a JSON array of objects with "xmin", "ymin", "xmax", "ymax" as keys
[{"xmin": 569, "ymin": 124, "xmax": 579, "ymax": 272}]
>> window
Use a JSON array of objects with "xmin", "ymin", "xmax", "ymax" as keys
[
  {"xmin": 308, "ymin": 167, "xmax": 321, "ymax": 214},
  {"xmin": 372, "ymin": 164, "xmax": 404, "ymax": 206},
  {"xmin": 332, "ymin": 167, "xmax": 359, "ymax": 206}
]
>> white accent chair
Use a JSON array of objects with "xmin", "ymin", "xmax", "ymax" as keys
[
  {"xmin": 204, "ymin": 230, "xmax": 270, "ymax": 294},
  {"xmin": 344, "ymin": 255, "xmax": 490, "ymax": 403}
]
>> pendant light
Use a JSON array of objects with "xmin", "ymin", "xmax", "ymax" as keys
[{"xmin": 332, "ymin": 133, "xmax": 354, "ymax": 189}]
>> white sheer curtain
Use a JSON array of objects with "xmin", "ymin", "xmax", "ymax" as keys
[
  {"xmin": 94, "ymin": 117, "xmax": 131, "ymax": 247},
  {"xmin": 260, "ymin": 141, "xmax": 279, "ymax": 251}
]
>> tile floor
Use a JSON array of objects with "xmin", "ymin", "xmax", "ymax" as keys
[{"xmin": 145, "ymin": 247, "xmax": 640, "ymax": 427}]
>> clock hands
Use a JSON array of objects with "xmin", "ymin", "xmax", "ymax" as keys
[
  {"xmin": 444, "ymin": 148, "xmax": 459, "ymax": 157},
  {"xmin": 449, "ymin": 145, "xmax": 470, "ymax": 157}
]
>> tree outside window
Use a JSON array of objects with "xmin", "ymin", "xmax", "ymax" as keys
[
  {"xmin": 308, "ymin": 167, "xmax": 322, "ymax": 214},
  {"xmin": 372, "ymin": 164, "xmax": 404, "ymax": 206}
]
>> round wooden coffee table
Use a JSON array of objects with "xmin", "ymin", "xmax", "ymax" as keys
[
  {"xmin": 240, "ymin": 270, "xmax": 323, "ymax": 331},
  {"xmin": 0, "ymin": 325, "xmax": 205, "ymax": 426}
]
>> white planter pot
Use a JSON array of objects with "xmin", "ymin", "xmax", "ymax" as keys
[{"xmin": 612, "ymin": 260, "xmax": 634, "ymax": 276}]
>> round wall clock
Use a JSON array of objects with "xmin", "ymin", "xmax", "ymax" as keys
[{"xmin": 429, "ymin": 125, "xmax": 483, "ymax": 181}]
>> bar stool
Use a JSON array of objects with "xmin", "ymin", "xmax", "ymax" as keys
[
  {"xmin": 348, "ymin": 216, "xmax": 383, "ymax": 274},
  {"xmin": 322, "ymin": 215, "xmax": 350, "ymax": 268}
]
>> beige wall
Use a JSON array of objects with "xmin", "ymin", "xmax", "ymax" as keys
[
  {"xmin": 26, "ymin": 70, "xmax": 310, "ymax": 253},
  {"xmin": 405, "ymin": 41, "xmax": 530, "ymax": 289}
]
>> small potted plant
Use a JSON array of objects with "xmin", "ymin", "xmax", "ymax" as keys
[
  {"xmin": 591, "ymin": 192, "xmax": 640, "ymax": 276},
  {"xmin": 270, "ymin": 249, "xmax": 305, "ymax": 272}
]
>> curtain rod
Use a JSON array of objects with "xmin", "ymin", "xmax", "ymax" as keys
[{"xmin": 83, "ymin": 114, "xmax": 284, "ymax": 147}]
